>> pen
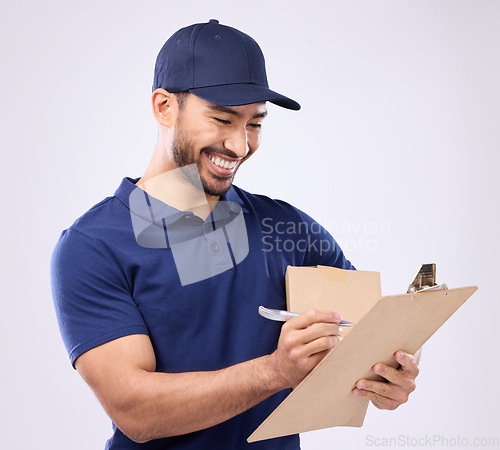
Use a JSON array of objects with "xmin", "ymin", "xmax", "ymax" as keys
[{"xmin": 258, "ymin": 306, "xmax": 355, "ymax": 327}]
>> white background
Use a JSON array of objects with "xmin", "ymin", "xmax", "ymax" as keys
[{"xmin": 1, "ymin": 1, "xmax": 499, "ymax": 448}]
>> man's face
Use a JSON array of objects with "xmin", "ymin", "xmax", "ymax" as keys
[{"xmin": 169, "ymin": 94, "xmax": 267, "ymax": 197}]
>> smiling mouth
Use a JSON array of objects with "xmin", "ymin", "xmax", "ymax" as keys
[{"xmin": 204, "ymin": 151, "xmax": 240, "ymax": 174}]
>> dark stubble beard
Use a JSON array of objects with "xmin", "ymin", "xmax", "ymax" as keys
[{"xmin": 170, "ymin": 126, "xmax": 238, "ymax": 197}]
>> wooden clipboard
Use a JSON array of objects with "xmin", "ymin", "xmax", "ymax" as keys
[{"xmin": 248, "ymin": 266, "xmax": 477, "ymax": 443}]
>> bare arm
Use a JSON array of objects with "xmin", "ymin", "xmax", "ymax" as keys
[{"xmin": 75, "ymin": 309, "xmax": 343, "ymax": 443}]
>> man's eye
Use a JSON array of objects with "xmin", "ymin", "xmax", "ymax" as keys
[
  {"xmin": 214, "ymin": 118, "xmax": 231, "ymax": 125},
  {"xmin": 249, "ymin": 123, "xmax": 262, "ymax": 129}
]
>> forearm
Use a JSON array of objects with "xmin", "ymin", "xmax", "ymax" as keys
[
  {"xmin": 78, "ymin": 311, "xmax": 342, "ymax": 443},
  {"xmin": 111, "ymin": 354, "xmax": 283, "ymax": 443}
]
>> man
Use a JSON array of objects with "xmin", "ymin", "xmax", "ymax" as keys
[{"xmin": 51, "ymin": 20, "xmax": 419, "ymax": 449}]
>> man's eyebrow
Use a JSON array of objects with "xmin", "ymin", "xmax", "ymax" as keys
[
  {"xmin": 254, "ymin": 110, "xmax": 268, "ymax": 119},
  {"xmin": 208, "ymin": 104, "xmax": 268, "ymax": 119}
]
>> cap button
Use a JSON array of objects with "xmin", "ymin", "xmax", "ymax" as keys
[{"xmin": 209, "ymin": 19, "xmax": 219, "ymax": 24}]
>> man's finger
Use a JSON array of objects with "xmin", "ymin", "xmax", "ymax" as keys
[
  {"xmin": 352, "ymin": 387, "xmax": 400, "ymax": 410},
  {"xmin": 355, "ymin": 379, "xmax": 409, "ymax": 404},
  {"xmin": 367, "ymin": 362, "xmax": 417, "ymax": 394},
  {"xmin": 370, "ymin": 363, "xmax": 403, "ymax": 385},
  {"xmin": 295, "ymin": 322, "xmax": 342, "ymax": 345},
  {"xmin": 395, "ymin": 351, "xmax": 420, "ymax": 377},
  {"xmin": 286, "ymin": 309, "xmax": 342, "ymax": 330},
  {"xmin": 300, "ymin": 334, "xmax": 341, "ymax": 357}
]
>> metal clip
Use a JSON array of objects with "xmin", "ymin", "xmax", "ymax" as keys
[{"xmin": 407, "ymin": 263, "xmax": 448, "ymax": 293}]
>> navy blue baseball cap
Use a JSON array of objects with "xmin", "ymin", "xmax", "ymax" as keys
[{"xmin": 153, "ymin": 19, "xmax": 300, "ymax": 110}]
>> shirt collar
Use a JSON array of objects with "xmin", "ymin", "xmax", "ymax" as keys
[
  {"xmin": 115, "ymin": 177, "xmax": 248, "ymax": 227},
  {"xmin": 221, "ymin": 185, "xmax": 249, "ymax": 214}
]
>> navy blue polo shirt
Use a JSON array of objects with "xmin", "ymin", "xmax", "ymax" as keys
[{"xmin": 51, "ymin": 177, "xmax": 354, "ymax": 449}]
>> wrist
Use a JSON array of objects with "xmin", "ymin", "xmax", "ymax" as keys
[{"xmin": 256, "ymin": 353, "xmax": 288, "ymax": 393}]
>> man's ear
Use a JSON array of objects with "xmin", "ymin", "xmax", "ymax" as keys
[{"xmin": 152, "ymin": 89, "xmax": 179, "ymax": 127}]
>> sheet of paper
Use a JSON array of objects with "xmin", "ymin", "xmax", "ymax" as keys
[{"xmin": 285, "ymin": 266, "xmax": 381, "ymax": 338}]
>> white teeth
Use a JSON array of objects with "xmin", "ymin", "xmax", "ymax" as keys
[{"xmin": 208, "ymin": 154, "xmax": 237, "ymax": 170}]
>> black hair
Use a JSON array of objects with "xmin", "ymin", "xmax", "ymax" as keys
[{"xmin": 174, "ymin": 91, "xmax": 190, "ymax": 109}]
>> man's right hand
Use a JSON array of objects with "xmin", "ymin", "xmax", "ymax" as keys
[{"xmin": 268, "ymin": 309, "xmax": 343, "ymax": 389}]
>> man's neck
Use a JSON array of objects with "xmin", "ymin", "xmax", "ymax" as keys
[{"xmin": 136, "ymin": 172, "xmax": 219, "ymax": 221}]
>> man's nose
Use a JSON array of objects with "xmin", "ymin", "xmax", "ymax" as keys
[{"xmin": 223, "ymin": 128, "xmax": 249, "ymax": 158}]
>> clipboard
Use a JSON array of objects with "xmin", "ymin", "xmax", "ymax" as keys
[{"xmin": 248, "ymin": 266, "xmax": 477, "ymax": 443}]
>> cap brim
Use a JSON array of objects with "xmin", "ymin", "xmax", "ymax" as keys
[{"xmin": 188, "ymin": 83, "xmax": 300, "ymax": 111}]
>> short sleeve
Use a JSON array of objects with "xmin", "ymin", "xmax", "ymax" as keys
[
  {"xmin": 51, "ymin": 228, "xmax": 149, "ymax": 367},
  {"xmin": 295, "ymin": 209, "xmax": 356, "ymax": 270}
]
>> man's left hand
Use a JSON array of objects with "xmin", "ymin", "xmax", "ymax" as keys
[{"xmin": 352, "ymin": 351, "xmax": 419, "ymax": 410}]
